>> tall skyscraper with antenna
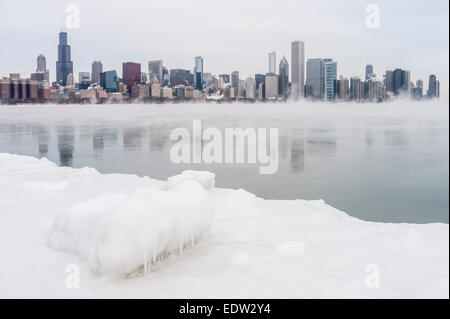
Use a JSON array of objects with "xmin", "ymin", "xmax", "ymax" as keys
[{"xmin": 56, "ymin": 32, "xmax": 73, "ymax": 86}]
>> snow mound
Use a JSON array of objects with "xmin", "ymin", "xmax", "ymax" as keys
[
  {"xmin": 48, "ymin": 179, "xmax": 214, "ymax": 276},
  {"xmin": 166, "ymin": 170, "xmax": 215, "ymax": 190}
]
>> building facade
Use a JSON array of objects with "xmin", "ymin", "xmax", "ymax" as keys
[
  {"xmin": 306, "ymin": 58, "xmax": 324, "ymax": 99},
  {"xmin": 291, "ymin": 40, "xmax": 305, "ymax": 99},
  {"xmin": 56, "ymin": 32, "xmax": 73, "ymax": 86}
]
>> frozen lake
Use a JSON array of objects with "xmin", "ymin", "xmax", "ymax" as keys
[{"xmin": 0, "ymin": 101, "xmax": 448, "ymax": 223}]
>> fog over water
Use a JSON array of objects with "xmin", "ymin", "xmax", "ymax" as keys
[{"xmin": 0, "ymin": 101, "xmax": 448, "ymax": 223}]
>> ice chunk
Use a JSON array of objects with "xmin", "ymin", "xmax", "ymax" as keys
[
  {"xmin": 166, "ymin": 170, "xmax": 215, "ymax": 190},
  {"xmin": 48, "ymin": 179, "xmax": 214, "ymax": 276}
]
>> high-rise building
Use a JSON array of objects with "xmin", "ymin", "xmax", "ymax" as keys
[
  {"xmin": 162, "ymin": 67, "xmax": 169, "ymax": 87},
  {"xmin": 278, "ymin": 56, "xmax": 289, "ymax": 98},
  {"xmin": 255, "ymin": 74, "xmax": 265, "ymax": 100},
  {"xmin": 392, "ymin": 68, "xmax": 410, "ymax": 95},
  {"xmin": 393, "ymin": 69, "xmax": 402, "ymax": 95},
  {"xmin": 385, "ymin": 70, "xmax": 394, "ymax": 94},
  {"xmin": 91, "ymin": 61, "xmax": 103, "ymax": 85},
  {"xmin": 265, "ymin": 73, "xmax": 279, "ymax": 100},
  {"xmin": 349, "ymin": 77, "xmax": 361, "ymax": 101},
  {"xmin": 148, "ymin": 60, "xmax": 163, "ymax": 84},
  {"xmin": 36, "ymin": 54, "xmax": 49, "ymax": 82},
  {"xmin": 416, "ymin": 79, "xmax": 423, "ymax": 89},
  {"xmin": 141, "ymin": 72, "xmax": 148, "ymax": 84},
  {"xmin": 122, "ymin": 62, "xmax": 141, "ymax": 93},
  {"xmin": 203, "ymin": 73, "xmax": 213, "ymax": 89},
  {"xmin": 401, "ymin": 70, "xmax": 410, "ymax": 93},
  {"xmin": 231, "ymin": 71, "xmax": 239, "ymax": 98},
  {"xmin": 305, "ymin": 58, "xmax": 324, "ymax": 99},
  {"xmin": 427, "ymin": 74, "xmax": 439, "ymax": 98},
  {"xmin": 291, "ymin": 40, "xmax": 305, "ymax": 99},
  {"xmin": 100, "ymin": 70, "xmax": 118, "ymax": 93},
  {"xmin": 238, "ymin": 79, "xmax": 246, "ymax": 98},
  {"xmin": 194, "ymin": 56, "xmax": 204, "ymax": 90},
  {"xmin": 245, "ymin": 77, "xmax": 256, "ymax": 100},
  {"xmin": 269, "ymin": 51, "xmax": 276, "ymax": 74},
  {"xmin": 365, "ymin": 64, "xmax": 374, "ymax": 80},
  {"xmin": 338, "ymin": 75, "xmax": 349, "ymax": 100},
  {"xmin": 323, "ymin": 58, "xmax": 337, "ymax": 101},
  {"xmin": 170, "ymin": 69, "xmax": 192, "ymax": 87},
  {"xmin": 56, "ymin": 32, "xmax": 73, "ymax": 86}
]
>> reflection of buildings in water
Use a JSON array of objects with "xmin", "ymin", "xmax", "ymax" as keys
[
  {"xmin": 92, "ymin": 128, "xmax": 104, "ymax": 151},
  {"xmin": 306, "ymin": 128, "xmax": 337, "ymax": 156},
  {"xmin": 123, "ymin": 127, "xmax": 142, "ymax": 149},
  {"xmin": 102, "ymin": 127, "xmax": 118, "ymax": 146},
  {"xmin": 290, "ymin": 128, "xmax": 306, "ymax": 173},
  {"xmin": 148, "ymin": 126, "xmax": 167, "ymax": 152},
  {"xmin": 384, "ymin": 129, "xmax": 408, "ymax": 146},
  {"xmin": 57, "ymin": 126, "xmax": 75, "ymax": 166},
  {"xmin": 279, "ymin": 133, "xmax": 289, "ymax": 160},
  {"xmin": 36, "ymin": 125, "xmax": 49, "ymax": 157}
]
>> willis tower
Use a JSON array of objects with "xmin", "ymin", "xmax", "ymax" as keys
[{"xmin": 56, "ymin": 32, "xmax": 73, "ymax": 86}]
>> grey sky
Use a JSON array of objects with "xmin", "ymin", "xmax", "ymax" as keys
[{"xmin": 0, "ymin": 0, "xmax": 448, "ymax": 98}]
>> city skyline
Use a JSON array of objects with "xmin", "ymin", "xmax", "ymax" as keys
[{"xmin": 0, "ymin": 0, "xmax": 448, "ymax": 99}]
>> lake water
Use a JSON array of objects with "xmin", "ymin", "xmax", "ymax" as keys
[{"xmin": 0, "ymin": 101, "xmax": 448, "ymax": 224}]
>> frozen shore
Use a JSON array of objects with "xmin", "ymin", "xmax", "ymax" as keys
[{"xmin": 0, "ymin": 153, "xmax": 448, "ymax": 298}]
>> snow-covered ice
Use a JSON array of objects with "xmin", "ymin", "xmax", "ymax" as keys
[{"xmin": 0, "ymin": 153, "xmax": 448, "ymax": 298}]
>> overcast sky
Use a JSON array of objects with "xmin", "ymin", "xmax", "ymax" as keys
[{"xmin": 0, "ymin": 0, "xmax": 448, "ymax": 98}]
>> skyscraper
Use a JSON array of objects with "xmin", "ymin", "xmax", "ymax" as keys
[
  {"xmin": 349, "ymin": 77, "xmax": 361, "ymax": 101},
  {"xmin": 265, "ymin": 73, "xmax": 279, "ymax": 100},
  {"xmin": 269, "ymin": 51, "xmax": 276, "ymax": 74},
  {"xmin": 122, "ymin": 62, "xmax": 141, "ymax": 93},
  {"xmin": 169, "ymin": 69, "xmax": 192, "ymax": 86},
  {"xmin": 91, "ymin": 61, "xmax": 103, "ymax": 85},
  {"xmin": 323, "ymin": 58, "xmax": 337, "ymax": 101},
  {"xmin": 338, "ymin": 75, "xmax": 349, "ymax": 100},
  {"xmin": 231, "ymin": 71, "xmax": 239, "ymax": 98},
  {"xmin": 305, "ymin": 58, "xmax": 324, "ymax": 99},
  {"xmin": 148, "ymin": 60, "xmax": 163, "ymax": 84},
  {"xmin": 428, "ymin": 74, "xmax": 439, "ymax": 98},
  {"xmin": 100, "ymin": 70, "xmax": 118, "ymax": 93},
  {"xmin": 278, "ymin": 56, "xmax": 289, "ymax": 98},
  {"xmin": 56, "ymin": 32, "xmax": 73, "ymax": 86},
  {"xmin": 365, "ymin": 64, "xmax": 374, "ymax": 80},
  {"xmin": 36, "ymin": 54, "xmax": 49, "ymax": 82},
  {"xmin": 255, "ymin": 74, "xmax": 265, "ymax": 99},
  {"xmin": 245, "ymin": 77, "xmax": 256, "ymax": 100},
  {"xmin": 291, "ymin": 41, "xmax": 305, "ymax": 100},
  {"xmin": 393, "ymin": 69, "xmax": 402, "ymax": 95},
  {"xmin": 393, "ymin": 68, "xmax": 410, "ymax": 95},
  {"xmin": 194, "ymin": 56, "xmax": 204, "ymax": 90},
  {"xmin": 162, "ymin": 67, "xmax": 169, "ymax": 86},
  {"xmin": 385, "ymin": 70, "xmax": 394, "ymax": 94}
]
